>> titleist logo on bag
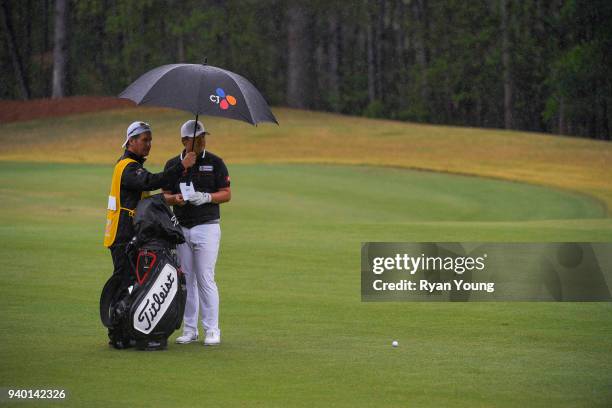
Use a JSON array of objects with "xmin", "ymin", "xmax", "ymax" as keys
[{"xmin": 133, "ymin": 264, "xmax": 178, "ymax": 334}]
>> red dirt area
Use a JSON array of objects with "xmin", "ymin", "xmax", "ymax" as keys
[{"xmin": 0, "ymin": 96, "xmax": 136, "ymax": 123}]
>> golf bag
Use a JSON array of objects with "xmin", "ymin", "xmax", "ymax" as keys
[{"xmin": 100, "ymin": 194, "xmax": 187, "ymax": 350}]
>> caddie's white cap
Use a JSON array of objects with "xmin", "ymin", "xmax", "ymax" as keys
[
  {"xmin": 181, "ymin": 120, "xmax": 210, "ymax": 138},
  {"xmin": 123, "ymin": 121, "xmax": 152, "ymax": 148}
]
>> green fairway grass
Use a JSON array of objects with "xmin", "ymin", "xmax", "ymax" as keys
[{"xmin": 1, "ymin": 161, "xmax": 611, "ymax": 407}]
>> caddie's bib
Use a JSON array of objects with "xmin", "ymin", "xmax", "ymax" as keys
[{"xmin": 103, "ymin": 158, "xmax": 149, "ymax": 247}]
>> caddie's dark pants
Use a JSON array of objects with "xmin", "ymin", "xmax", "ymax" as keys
[
  {"xmin": 110, "ymin": 243, "xmax": 135, "ymax": 287},
  {"xmin": 107, "ymin": 243, "xmax": 135, "ymax": 348}
]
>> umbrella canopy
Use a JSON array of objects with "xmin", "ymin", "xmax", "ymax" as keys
[{"xmin": 119, "ymin": 63, "xmax": 278, "ymax": 125}]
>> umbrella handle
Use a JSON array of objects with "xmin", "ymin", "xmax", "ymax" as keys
[{"xmin": 187, "ymin": 114, "xmax": 198, "ymax": 182}]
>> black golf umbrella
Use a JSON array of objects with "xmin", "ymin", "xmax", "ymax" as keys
[
  {"xmin": 119, "ymin": 62, "xmax": 277, "ymax": 182},
  {"xmin": 119, "ymin": 63, "xmax": 278, "ymax": 131}
]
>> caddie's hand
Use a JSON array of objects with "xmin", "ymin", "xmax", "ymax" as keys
[
  {"xmin": 182, "ymin": 151, "xmax": 197, "ymax": 169},
  {"xmin": 188, "ymin": 191, "xmax": 212, "ymax": 206}
]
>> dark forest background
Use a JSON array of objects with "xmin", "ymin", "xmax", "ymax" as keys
[{"xmin": 1, "ymin": 0, "xmax": 610, "ymax": 140}]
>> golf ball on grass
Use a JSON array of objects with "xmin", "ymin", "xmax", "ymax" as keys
[{"xmin": 392, "ymin": 340, "xmax": 398, "ymax": 347}]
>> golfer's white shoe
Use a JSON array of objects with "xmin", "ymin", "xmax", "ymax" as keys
[
  {"xmin": 204, "ymin": 330, "xmax": 221, "ymax": 346},
  {"xmin": 175, "ymin": 333, "xmax": 198, "ymax": 344}
]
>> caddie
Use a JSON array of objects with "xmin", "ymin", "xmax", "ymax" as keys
[{"xmin": 104, "ymin": 121, "xmax": 196, "ymax": 288}]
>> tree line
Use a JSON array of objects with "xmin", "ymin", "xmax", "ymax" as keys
[{"xmin": 1, "ymin": 0, "xmax": 610, "ymax": 140}]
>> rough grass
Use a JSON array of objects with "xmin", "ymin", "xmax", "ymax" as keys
[{"xmin": 1, "ymin": 107, "xmax": 611, "ymax": 213}]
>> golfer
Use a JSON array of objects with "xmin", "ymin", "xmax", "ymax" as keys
[
  {"xmin": 104, "ymin": 121, "xmax": 196, "ymax": 286},
  {"xmin": 163, "ymin": 120, "xmax": 231, "ymax": 346}
]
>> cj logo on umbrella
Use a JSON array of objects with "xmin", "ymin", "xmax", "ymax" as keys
[{"xmin": 210, "ymin": 88, "xmax": 237, "ymax": 110}]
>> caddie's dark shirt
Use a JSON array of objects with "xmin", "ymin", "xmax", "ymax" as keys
[
  {"xmin": 114, "ymin": 150, "xmax": 185, "ymax": 245},
  {"xmin": 163, "ymin": 150, "xmax": 230, "ymax": 228}
]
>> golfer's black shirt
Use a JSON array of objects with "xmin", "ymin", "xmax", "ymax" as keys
[
  {"xmin": 163, "ymin": 150, "xmax": 230, "ymax": 228},
  {"xmin": 114, "ymin": 150, "xmax": 185, "ymax": 245}
]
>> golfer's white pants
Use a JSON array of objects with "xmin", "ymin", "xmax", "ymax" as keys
[{"xmin": 177, "ymin": 223, "xmax": 221, "ymax": 335}]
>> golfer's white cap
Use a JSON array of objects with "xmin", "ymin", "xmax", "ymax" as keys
[
  {"xmin": 181, "ymin": 120, "xmax": 210, "ymax": 138},
  {"xmin": 123, "ymin": 121, "xmax": 152, "ymax": 148}
]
